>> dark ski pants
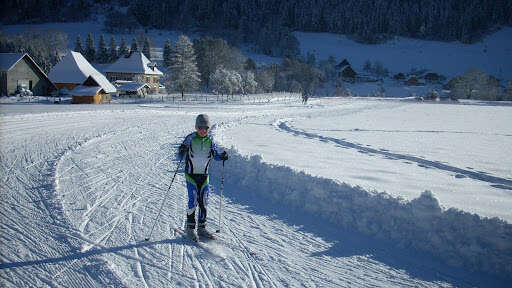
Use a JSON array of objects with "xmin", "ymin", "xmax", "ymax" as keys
[{"xmin": 185, "ymin": 174, "xmax": 209, "ymax": 225}]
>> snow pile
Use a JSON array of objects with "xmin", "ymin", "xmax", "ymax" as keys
[{"xmin": 212, "ymin": 150, "xmax": 512, "ymax": 279}]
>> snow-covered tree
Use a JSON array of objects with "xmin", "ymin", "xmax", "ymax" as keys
[
  {"xmin": 505, "ymin": 80, "xmax": 512, "ymax": 101},
  {"xmin": 163, "ymin": 40, "xmax": 172, "ymax": 67},
  {"xmin": 108, "ymin": 36, "xmax": 118, "ymax": 63},
  {"xmin": 119, "ymin": 37, "xmax": 129, "ymax": 58},
  {"xmin": 166, "ymin": 35, "xmax": 201, "ymax": 99},
  {"xmin": 97, "ymin": 34, "xmax": 108, "ymax": 64},
  {"xmin": 242, "ymin": 71, "xmax": 258, "ymax": 94},
  {"xmin": 210, "ymin": 67, "xmax": 243, "ymax": 96},
  {"xmin": 85, "ymin": 33, "xmax": 95, "ymax": 62},
  {"xmin": 451, "ymin": 68, "xmax": 501, "ymax": 100},
  {"xmin": 142, "ymin": 37, "xmax": 151, "ymax": 59},
  {"xmin": 74, "ymin": 35, "xmax": 83, "ymax": 54},
  {"xmin": 130, "ymin": 37, "xmax": 139, "ymax": 53}
]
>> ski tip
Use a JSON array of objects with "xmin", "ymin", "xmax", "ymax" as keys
[{"xmin": 144, "ymin": 238, "xmax": 150, "ymax": 241}]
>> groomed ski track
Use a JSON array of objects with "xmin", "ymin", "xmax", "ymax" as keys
[{"xmin": 1, "ymin": 101, "xmax": 510, "ymax": 287}]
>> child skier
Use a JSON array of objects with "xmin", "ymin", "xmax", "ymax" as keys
[{"xmin": 179, "ymin": 114, "xmax": 228, "ymax": 241}]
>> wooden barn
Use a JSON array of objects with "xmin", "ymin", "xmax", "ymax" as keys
[
  {"xmin": 0, "ymin": 53, "xmax": 57, "ymax": 96},
  {"xmin": 71, "ymin": 75, "xmax": 112, "ymax": 104}
]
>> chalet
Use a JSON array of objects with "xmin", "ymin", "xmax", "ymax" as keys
[
  {"xmin": 335, "ymin": 59, "xmax": 350, "ymax": 70},
  {"xmin": 71, "ymin": 75, "xmax": 113, "ymax": 104},
  {"xmin": 424, "ymin": 72, "xmax": 440, "ymax": 83},
  {"xmin": 406, "ymin": 76, "xmax": 421, "ymax": 86},
  {"xmin": 48, "ymin": 51, "xmax": 116, "ymax": 95},
  {"xmin": 393, "ymin": 73, "xmax": 406, "ymax": 81},
  {"xmin": 104, "ymin": 52, "xmax": 163, "ymax": 93},
  {"xmin": 0, "ymin": 53, "xmax": 57, "ymax": 96},
  {"xmin": 338, "ymin": 65, "xmax": 357, "ymax": 79}
]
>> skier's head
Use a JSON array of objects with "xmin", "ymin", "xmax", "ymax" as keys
[{"xmin": 195, "ymin": 114, "xmax": 210, "ymax": 137}]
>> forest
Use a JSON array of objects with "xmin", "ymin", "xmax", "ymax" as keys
[{"xmin": 2, "ymin": 0, "xmax": 511, "ymax": 46}]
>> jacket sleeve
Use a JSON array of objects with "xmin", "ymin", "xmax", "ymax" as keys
[
  {"xmin": 178, "ymin": 133, "xmax": 194, "ymax": 158},
  {"xmin": 210, "ymin": 135, "xmax": 224, "ymax": 161}
]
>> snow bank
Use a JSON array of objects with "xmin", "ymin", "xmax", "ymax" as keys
[{"xmin": 212, "ymin": 150, "xmax": 512, "ymax": 279}]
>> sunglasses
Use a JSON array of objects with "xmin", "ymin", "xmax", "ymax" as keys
[{"xmin": 198, "ymin": 126, "xmax": 209, "ymax": 130}]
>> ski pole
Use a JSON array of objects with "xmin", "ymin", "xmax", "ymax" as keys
[
  {"xmin": 145, "ymin": 158, "xmax": 183, "ymax": 242},
  {"xmin": 216, "ymin": 160, "xmax": 225, "ymax": 233}
]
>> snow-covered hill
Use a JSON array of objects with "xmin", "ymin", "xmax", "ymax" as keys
[{"xmin": 1, "ymin": 98, "xmax": 511, "ymax": 287}]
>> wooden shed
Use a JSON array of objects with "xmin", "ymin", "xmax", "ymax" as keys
[
  {"xmin": 0, "ymin": 53, "xmax": 57, "ymax": 96},
  {"xmin": 117, "ymin": 82, "xmax": 150, "ymax": 97},
  {"xmin": 71, "ymin": 75, "xmax": 111, "ymax": 104}
]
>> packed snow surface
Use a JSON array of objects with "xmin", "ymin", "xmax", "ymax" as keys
[{"xmin": 1, "ymin": 97, "xmax": 511, "ymax": 287}]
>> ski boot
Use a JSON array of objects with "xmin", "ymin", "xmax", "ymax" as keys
[
  {"xmin": 185, "ymin": 221, "xmax": 198, "ymax": 242},
  {"xmin": 197, "ymin": 222, "xmax": 215, "ymax": 240}
]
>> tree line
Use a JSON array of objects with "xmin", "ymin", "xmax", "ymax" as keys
[
  {"xmin": 74, "ymin": 33, "xmax": 153, "ymax": 64},
  {"xmin": 3, "ymin": 0, "xmax": 511, "ymax": 47}
]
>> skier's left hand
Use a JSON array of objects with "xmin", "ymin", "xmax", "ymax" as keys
[{"xmin": 220, "ymin": 151, "xmax": 228, "ymax": 161}]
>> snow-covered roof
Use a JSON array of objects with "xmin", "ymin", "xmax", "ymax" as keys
[
  {"xmin": 104, "ymin": 52, "xmax": 163, "ymax": 76},
  {"xmin": 71, "ymin": 85, "xmax": 104, "ymax": 96},
  {"xmin": 84, "ymin": 74, "xmax": 117, "ymax": 94},
  {"xmin": 0, "ymin": 53, "xmax": 26, "ymax": 71},
  {"xmin": 48, "ymin": 51, "xmax": 116, "ymax": 93},
  {"xmin": 117, "ymin": 82, "xmax": 150, "ymax": 92}
]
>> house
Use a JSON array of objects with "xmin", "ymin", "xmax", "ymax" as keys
[
  {"xmin": 424, "ymin": 72, "xmax": 440, "ymax": 83},
  {"xmin": 406, "ymin": 76, "xmax": 421, "ymax": 86},
  {"xmin": 117, "ymin": 82, "xmax": 150, "ymax": 97},
  {"xmin": 338, "ymin": 65, "xmax": 357, "ymax": 79},
  {"xmin": 71, "ymin": 75, "xmax": 113, "ymax": 104},
  {"xmin": 0, "ymin": 53, "xmax": 57, "ymax": 96},
  {"xmin": 104, "ymin": 52, "xmax": 163, "ymax": 93},
  {"xmin": 335, "ymin": 59, "xmax": 350, "ymax": 70},
  {"xmin": 48, "ymin": 51, "xmax": 116, "ymax": 95}
]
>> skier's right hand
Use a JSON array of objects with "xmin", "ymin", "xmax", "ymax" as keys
[
  {"xmin": 220, "ymin": 151, "xmax": 228, "ymax": 161},
  {"xmin": 179, "ymin": 144, "xmax": 187, "ymax": 158}
]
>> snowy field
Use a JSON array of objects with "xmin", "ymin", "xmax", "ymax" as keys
[{"xmin": 1, "ymin": 97, "xmax": 511, "ymax": 287}]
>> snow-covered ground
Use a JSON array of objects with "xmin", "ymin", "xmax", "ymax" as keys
[{"xmin": 1, "ymin": 97, "xmax": 511, "ymax": 287}]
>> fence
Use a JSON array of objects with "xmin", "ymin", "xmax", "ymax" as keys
[{"xmin": 112, "ymin": 92, "xmax": 301, "ymax": 105}]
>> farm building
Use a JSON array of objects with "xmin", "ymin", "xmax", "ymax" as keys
[
  {"xmin": 104, "ymin": 52, "xmax": 163, "ymax": 93},
  {"xmin": 117, "ymin": 82, "xmax": 150, "ymax": 97},
  {"xmin": 338, "ymin": 65, "xmax": 357, "ymax": 79},
  {"xmin": 48, "ymin": 51, "xmax": 116, "ymax": 95},
  {"xmin": 335, "ymin": 59, "xmax": 350, "ymax": 70},
  {"xmin": 71, "ymin": 75, "xmax": 113, "ymax": 104},
  {"xmin": 0, "ymin": 53, "xmax": 57, "ymax": 96}
]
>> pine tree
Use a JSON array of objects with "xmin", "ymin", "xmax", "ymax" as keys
[
  {"xmin": 119, "ymin": 37, "xmax": 129, "ymax": 57},
  {"xmin": 130, "ymin": 37, "xmax": 139, "ymax": 54},
  {"xmin": 85, "ymin": 33, "xmax": 95, "ymax": 62},
  {"xmin": 97, "ymin": 34, "xmax": 108, "ymax": 64},
  {"xmin": 142, "ymin": 37, "xmax": 151, "ymax": 59},
  {"xmin": 163, "ymin": 39, "xmax": 172, "ymax": 67},
  {"xmin": 108, "ymin": 36, "xmax": 118, "ymax": 63},
  {"xmin": 166, "ymin": 35, "xmax": 201, "ymax": 99},
  {"xmin": 74, "ymin": 35, "xmax": 84, "ymax": 54}
]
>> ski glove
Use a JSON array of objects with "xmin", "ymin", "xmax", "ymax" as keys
[
  {"xmin": 220, "ymin": 151, "xmax": 228, "ymax": 161},
  {"xmin": 179, "ymin": 144, "xmax": 188, "ymax": 159}
]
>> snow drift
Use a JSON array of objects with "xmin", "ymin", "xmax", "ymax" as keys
[{"xmin": 210, "ymin": 149, "xmax": 512, "ymax": 279}]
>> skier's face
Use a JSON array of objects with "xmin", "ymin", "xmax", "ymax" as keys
[{"xmin": 197, "ymin": 126, "xmax": 209, "ymax": 137}]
